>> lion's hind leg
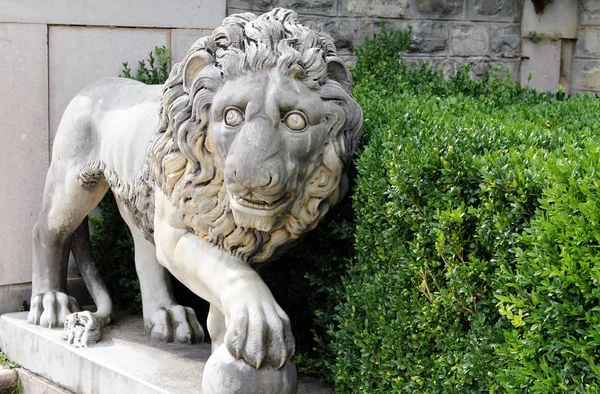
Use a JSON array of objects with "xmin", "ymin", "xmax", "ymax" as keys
[{"xmin": 29, "ymin": 158, "xmax": 109, "ymax": 329}]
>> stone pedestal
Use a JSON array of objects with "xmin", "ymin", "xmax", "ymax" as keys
[{"xmin": 0, "ymin": 313, "xmax": 332, "ymax": 394}]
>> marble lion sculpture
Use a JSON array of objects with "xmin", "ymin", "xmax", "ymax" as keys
[{"xmin": 28, "ymin": 7, "xmax": 362, "ymax": 371}]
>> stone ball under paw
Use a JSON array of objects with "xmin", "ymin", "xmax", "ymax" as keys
[{"xmin": 202, "ymin": 345, "xmax": 298, "ymax": 394}]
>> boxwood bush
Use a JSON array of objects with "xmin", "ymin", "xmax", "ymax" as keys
[{"xmin": 324, "ymin": 26, "xmax": 600, "ymax": 392}]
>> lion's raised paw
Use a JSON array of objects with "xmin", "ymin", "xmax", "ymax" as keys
[
  {"xmin": 149, "ymin": 305, "xmax": 205, "ymax": 344},
  {"xmin": 27, "ymin": 291, "xmax": 80, "ymax": 328}
]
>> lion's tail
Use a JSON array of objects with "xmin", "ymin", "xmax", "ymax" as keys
[
  {"xmin": 73, "ymin": 159, "xmax": 113, "ymax": 324},
  {"xmin": 70, "ymin": 216, "xmax": 113, "ymax": 326}
]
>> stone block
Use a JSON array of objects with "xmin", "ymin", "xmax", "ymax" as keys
[
  {"xmin": 227, "ymin": 0, "xmax": 274, "ymax": 13},
  {"xmin": 571, "ymin": 59, "xmax": 600, "ymax": 92},
  {"xmin": 17, "ymin": 369, "xmax": 73, "ymax": 394},
  {"xmin": 522, "ymin": 0, "xmax": 578, "ymax": 38},
  {"xmin": 520, "ymin": 38, "xmax": 561, "ymax": 92},
  {"xmin": 275, "ymin": 0, "xmax": 338, "ymax": 16},
  {"xmin": 408, "ymin": 22, "xmax": 448, "ymax": 55},
  {"xmin": 0, "ymin": 313, "xmax": 332, "ymax": 394},
  {"xmin": 560, "ymin": 39, "xmax": 575, "ymax": 93},
  {"xmin": 471, "ymin": 0, "xmax": 519, "ymax": 22},
  {"xmin": 575, "ymin": 27, "xmax": 600, "ymax": 59},
  {"xmin": 415, "ymin": 0, "xmax": 465, "ymax": 20},
  {"xmin": 171, "ymin": 29, "xmax": 213, "ymax": 63},
  {"xmin": 450, "ymin": 24, "xmax": 490, "ymax": 56},
  {"xmin": 491, "ymin": 24, "xmax": 521, "ymax": 57},
  {"xmin": 0, "ymin": 368, "xmax": 17, "ymax": 391},
  {"xmin": 581, "ymin": 0, "xmax": 600, "ymax": 26},
  {"xmin": 0, "ymin": 0, "xmax": 225, "ymax": 29},
  {"xmin": 347, "ymin": 0, "xmax": 411, "ymax": 18},
  {"xmin": 49, "ymin": 26, "xmax": 169, "ymax": 148},
  {"xmin": 0, "ymin": 23, "xmax": 48, "ymax": 289},
  {"xmin": 455, "ymin": 57, "xmax": 491, "ymax": 78},
  {"xmin": 355, "ymin": 18, "xmax": 410, "ymax": 47},
  {"xmin": 491, "ymin": 59, "xmax": 520, "ymax": 81},
  {"xmin": 301, "ymin": 16, "xmax": 357, "ymax": 50}
]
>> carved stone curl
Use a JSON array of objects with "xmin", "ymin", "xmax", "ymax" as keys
[{"xmin": 28, "ymin": 7, "xmax": 362, "ymax": 393}]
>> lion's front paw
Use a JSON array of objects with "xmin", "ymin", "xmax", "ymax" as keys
[
  {"xmin": 27, "ymin": 291, "xmax": 80, "ymax": 328},
  {"xmin": 225, "ymin": 300, "xmax": 295, "ymax": 369},
  {"xmin": 149, "ymin": 305, "xmax": 205, "ymax": 344},
  {"xmin": 63, "ymin": 311, "xmax": 102, "ymax": 347}
]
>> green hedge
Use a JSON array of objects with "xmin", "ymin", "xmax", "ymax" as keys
[{"xmin": 323, "ymin": 27, "xmax": 600, "ymax": 392}]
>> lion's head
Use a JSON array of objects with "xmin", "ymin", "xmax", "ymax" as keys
[{"xmin": 150, "ymin": 8, "xmax": 362, "ymax": 263}]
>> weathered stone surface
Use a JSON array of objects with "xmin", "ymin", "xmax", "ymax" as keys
[
  {"xmin": 520, "ymin": 38, "xmax": 561, "ymax": 92},
  {"xmin": 521, "ymin": 0, "xmax": 578, "ymax": 38},
  {"xmin": 0, "ymin": 283, "xmax": 31, "ymax": 315},
  {"xmin": 491, "ymin": 24, "xmax": 521, "ymax": 57},
  {"xmin": 228, "ymin": 0, "xmax": 273, "ymax": 12},
  {"xmin": 0, "ymin": 0, "xmax": 225, "ymax": 29},
  {"xmin": 355, "ymin": 18, "xmax": 410, "ymax": 47},
  {"xmin": 471, "ymin": 0, "xmax": 519, "ymax": 22},
  {"xmin": 17, "ymin": 368, "xmax": 73, "ymax": 394},
  {"xmin": 1, "ymin": 313, "xmax": 332, "ymax": 394},
  {"xmin": 581, "ymin": 0, "xmax": 600, "ymax": 26},
  {"xmin": 408, "ymin": 22, "xmax": 448, "ymax": 55},
  {"xmin": 415, "ymin": 0, "xmax": 464, "ymax": 20},
  {"xmin": 456, "ymin": 57, "xmax": 491, "ymax": 78},
  {"xmin": 571, "ymin": 59, "xmax": 600, "ymax": 91},
  {"xmin": 347, "ymin": 0, "xmax": 411, "ymax": 18},
  {"xmin": 450, "ymin": 24, "xmax": 490, "ymax": 56},
  {"xmin": 0, "ymin": 367, "xmax": 17, "ymax": 391},
  {"xmin": 560, "ymin": 39, "xmax": 575, "ymax": 93},
  {"xmin": 203, "ymin": 345, "xmax": 298, "ymax": 394},
  {"xmin": 0, "ymin": 23, "xmax": 48, "ymax": 290},
  {"xmin": 275, "ymin": 0, "xmax": 338, "ymax": 16},
  {"xmin": 490, "ymin": 59, "xmax": 520, "ymax": 81},
  {"xmin": 171, "ymin": 29, "xmax": 213, "ymax": 63},
  {"xmin": 48, "ymin": 26, "xmax": 169, "ymax": 146},
  {"xmin": 301, "ymin": 16, "xmax": 357, "ymax": 50},
  {"xmin": 575, "ymin": 27, "xmax": 600, "ymax": 59}
]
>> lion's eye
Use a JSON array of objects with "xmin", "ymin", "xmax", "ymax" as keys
[
  {"xmin": 284, "ymin": 111, "xmax": 307, "ymax": 131},
  {"xmin": 224, "ymin": 108, "xmax": 244, "ymax": 127}
]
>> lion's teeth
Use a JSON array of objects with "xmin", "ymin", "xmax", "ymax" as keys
[{"xmin": 234, "ymin": 195, "xmax": 284, "ymax": 210}]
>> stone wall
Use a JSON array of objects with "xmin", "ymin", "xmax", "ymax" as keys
[
  {"xmin": 573, "ymin": 0, "xmax": 600, "ymax": 93},
  {"xmin": 227, "ymin": 0, "xmax": 600, "ymax": 94},
  {"xmin": 227, "ymin": 0, "xmax": 523, "ymax": 81},
  {"xmin": 0, "ymin": 0, "xmax": 226, "ymax": 315}
]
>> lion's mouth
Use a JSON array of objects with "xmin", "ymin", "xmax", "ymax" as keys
[{"xmin": 232, "ymin": 194, "xmax": 289, "ymax": 211}]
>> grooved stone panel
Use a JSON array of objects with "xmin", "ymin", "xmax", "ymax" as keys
[
  {"xmin": 0, "ymin": 23, "xmax": 48, "ymax": 287},
  {"xmin": 48, "ymin": 26, "xmax": 169, "ymax": 148},
  {"xmin": 0, "ymin": 0, "xmax": 225, "ymax": 29}
]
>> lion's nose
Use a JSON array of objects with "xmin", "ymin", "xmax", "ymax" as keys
[{"xmin": 232, "ymin": 169, "xmax": 274, "ymax": 189}]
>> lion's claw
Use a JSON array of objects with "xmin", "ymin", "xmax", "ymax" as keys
[
  {"xmin": 149, "ymin": 305, "xmax": 205, "ymax": 343},
  {"xmin": 27, "ymin": 291, "xmax": 80, "ymax": 328},
  {"xmin": 224, "ymin": 302, "xmax": 295, "ymax": 369}
]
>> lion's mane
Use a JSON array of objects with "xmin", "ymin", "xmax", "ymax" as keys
[{"xmin": 150, "ymin": 8, "xmax": 362, "ymax": 263}]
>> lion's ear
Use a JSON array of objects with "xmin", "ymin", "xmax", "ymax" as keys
[
  {"xmin": 326, "ymin": 57, "xmax": 352, "ymax": 94},
  {"xmin": 183, "ymin": 51, "xmax": 212, "ymax": 91}
]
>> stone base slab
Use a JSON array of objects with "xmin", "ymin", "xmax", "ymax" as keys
[
  {"xmin": 17, "ymin": 368, "xmax": 73, "ymax": 394},
  {"xmin": 0, "ymin": 313, "xmax": 332, "ymax": 394}
]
